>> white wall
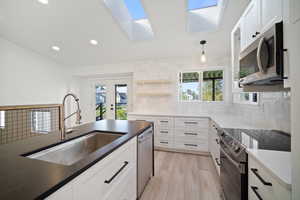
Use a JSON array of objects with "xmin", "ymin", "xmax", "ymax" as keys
[
  {"xmin": 287, "ymin": 0, "xmax": 300, "ymax": 198},
  {"xmin": 71, "ymin": 56, "xmax": 290, "ymax": 132},
  {"xmin": 0, "ymin": 37, "xmax": 69, "ymax": 106}
]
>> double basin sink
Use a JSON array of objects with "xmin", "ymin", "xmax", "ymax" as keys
[{"xmin": 25, "ymin": 132, "xmax": 123, "ymax": 166}]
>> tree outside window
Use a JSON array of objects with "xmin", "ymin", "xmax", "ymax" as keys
[{"xmin": 179, "ymin": 69, "xmax": 224, "ymax": 102}]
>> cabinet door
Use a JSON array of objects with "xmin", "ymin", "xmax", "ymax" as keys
[
  {"xmin": 260, "ymin": 0, "xmax": 283, "ymax": 32},
  {"xmin": 46, "ymin": 184, "xmax": 73, "ymax": 200},
  {"xmin": 242, "ymin": 0, "xmax": 260, "ymax": 49}
]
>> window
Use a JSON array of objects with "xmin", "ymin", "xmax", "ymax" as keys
[
  {"xmin": 188, "ymin": 0, "xmax": 218, "ymax": 10},
  {"xmin": 233, "ymin": 92, "xmax": 259, "ymax": 105},
  {"xmin": 124, "ymin": 0, "xmax": 146, "ymax": 20},
  {"xmin": 31, "ymin": 111, "xmax": 51, "ymax": 134},
  {"xmin": 179, "ymin": 69, "xmax": 224, "ymax": 102},
  {"xmin": 0, "ymin": 111, "xmax": 5, "ymax": 129}
]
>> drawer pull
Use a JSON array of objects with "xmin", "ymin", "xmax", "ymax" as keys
[
  {"xmin": 251, "ymin": 168, "xmax": 272, "ymax": 186},
  {"xmin": 160, "ymin": 141, "xmax": 168, "ymax": 144},
  {"xmin": 184, "ymin": 121, "xmax": 198, "ymax": 125},
  {"xmin": 104, "ymin": 161, "xmax": 129, "ymax": 184},
  {"xmin": 184, "ymin": 132, "xmax": 198, "ymax": 136},
  {"xmin": 160, "ymin": 121, "xmax": 169, "ymax": 123},
  {"xmin": 184, "ymin": 143, "xmax": 198, "ymax": 147},
  {"xmin": 215, "ymin": 139, "xmax": 220, "ymax": 144},
  {"xmin": 251, "ymin": 186, "xmax": 263, "ymax": 200},
  {"xmin": 160, "ymin": 131, "xmax": 168, "ymax": 134},
  {"xmin": 215, "ymin": 158, "xmax": 221, "ymax": 166}
]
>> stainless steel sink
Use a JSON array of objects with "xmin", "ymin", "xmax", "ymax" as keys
[{"xmin": 26, "ymin": 132, "xmax": 122, "ymax": 166}]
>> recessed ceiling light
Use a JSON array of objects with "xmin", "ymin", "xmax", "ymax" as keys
[
  {"xmin": 51, "ymin": 46, "xmax": 60, "ymax": 52},
  {"xmin": 90, "ymin": 40, "xmax": 99, "ymax": 46},
  {"xmin": 38, "ymin": 0, "xmax": 49, "ymax": 5}
]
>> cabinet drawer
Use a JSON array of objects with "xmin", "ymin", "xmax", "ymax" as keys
[
  {"xmin": 73, "ymin": 138, "xmax": 137, "ymax": 200},
  {"xmin": 155, "ymin": 117, "xmax": 174, "ymax": 129},
  {"xmin": 104, "ymin": 165, "xmax": 136, "ymax": 200},
  {"xmin": 155, "ymin": 128, "xmax": 173, "ymax": 137},
  {"xmin": 155, "ymin": 137, "xmax": 173, "ymax": 148},
  {"xmin": 248, "ymin": 156, "xmax": 291, "ymax": 200},
  {"xmin": 174, "ymin": 129, "xmax": 208, "ymax": 140},
  {"xmin": 175, "ymin": 118, "xmax": 209, "ymax": 131},
  {"xmin": 173, "ymin": 139, "xmax": 208, "ymax": 152}
]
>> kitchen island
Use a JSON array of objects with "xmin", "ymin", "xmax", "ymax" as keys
[{"xmin": 0, "ymin": 120, "xmax": 152, "ymax": 200}]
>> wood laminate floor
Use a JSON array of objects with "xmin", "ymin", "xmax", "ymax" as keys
[{"xmin": 140, "ymin": 151, "xmax": 223, "ymax": 200}]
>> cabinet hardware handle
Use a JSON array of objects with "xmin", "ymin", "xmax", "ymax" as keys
[
  {"xmin": 160, "ymin": 141, "xmax": 168, "ymax": 144},
  {"xmin": 184, "ymin": 122, "xmax": 198, "ymax": 125},
  {"xmin": 255, "ymin": 31, "xmax": 260, "ymax": 35},
  {"xmin": 160, "ymin": 121, "xmax": 168, "ymax": 123},
  {"xmin": 215, "ymin": 139, "xmax": 220, "ymax": 144},
  {"xmin": 251, "ymin": 168, "xmax": 272, "ymax": 186},
  {"xmin": 251, "ymin": 186, "xmax": 263, "ymax": 200},
  {"xmin": 104, "ymin": 161, "xmax": 129, "ymax": 184},
  {"xmin": 184, "ymin": 132, "xmax": 198, "ymax": 136},
  {"xmin": 160, "ymin": 131, "xmax": 168, "ymax": 134},
  {"xmin": 215, "ymin": 158, "xmax": 221, "ymax": 166},
  {"xmin": 252, "ymin": 34, "xmax": 256, "ymax": 38},
  {"xmin": 184, "ymin": 144, "xmax": 198, "ymax": 147}
]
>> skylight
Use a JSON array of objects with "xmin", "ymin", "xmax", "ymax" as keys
[
  {"xmin": 124, "ymin": 0, "xmax": 146, "ymax": 20},
  {"xmin": 188, "ymin": 0, "xmax": 218, "ymax": 10}
]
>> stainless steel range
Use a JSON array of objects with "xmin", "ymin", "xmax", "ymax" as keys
[{"xmin": 217, "ymin": 128, "xmax": 291, "ymax": 200}]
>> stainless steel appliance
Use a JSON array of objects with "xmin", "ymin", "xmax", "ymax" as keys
[
  {"xmin": 218, "ymin": 128, "xmax": 291, "ymax": 200},
  {"xmin": 138, "ymin": 127, "xmax": 153, "ymax": 199},
  {"xmin": 239, "ymin": 21, "xmax": 285, "ymax": 86},
  {"xmin": 218, "ymin": 130, "xmax": 248, "ymax": 200}
]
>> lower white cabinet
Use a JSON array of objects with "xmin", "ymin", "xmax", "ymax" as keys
[
  {"xmin": 46, "ymin": 137, "xmax": 137, "ymax": 200},
  {"xmin": 128, "ymin": 114, "xmax": 209, "ymax": 153},
  {"xmin": 248, "ymin": 155, "xmax": 291, "ymax": 200}
]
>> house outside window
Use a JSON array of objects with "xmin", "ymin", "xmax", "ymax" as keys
[
  {"xmin": 233, "ymin": 92, "xmax": 259, "ymax": 105},
  {"xmin": 0, "ymin": 111, "xmax": 5, "ymax": 129},
  {"xmin": 31, "ymin": 111, "xmax": 51, "ymax": 134},
  {"xmin": 179, "ymin": 69, "xmax": 224, "ymax": 102}
]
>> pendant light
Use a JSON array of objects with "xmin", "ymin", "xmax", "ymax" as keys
[{"xmin": 200, "ymin": 40, "xmax": 207, "ymax": 63}]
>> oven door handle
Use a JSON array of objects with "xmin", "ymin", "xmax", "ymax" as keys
[{"xmin": 220, "ymin": 147, "xmax": 244, "ymax": 173}]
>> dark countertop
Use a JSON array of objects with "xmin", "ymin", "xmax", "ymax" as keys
[
  {"xmin": 223, "ymin": 128, "xmax": 291, "ymax": 151},
  {"xmin": 0, "ymin": 120, "xmax": 152, "ymax": 200}
]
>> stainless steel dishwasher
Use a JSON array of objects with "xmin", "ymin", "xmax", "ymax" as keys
[{"xmin": 137, "ymin": 127, "xmax": 153, "ymax": 199}]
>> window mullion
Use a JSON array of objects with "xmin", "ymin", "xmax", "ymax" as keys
[{"xmin": 199, "ymin": 71, "xmax": 203, "ymax": 101}]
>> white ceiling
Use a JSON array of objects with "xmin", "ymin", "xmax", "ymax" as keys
[{"xmin": 0, "ymin": 0, "xmax": 249, "ymax": 66}]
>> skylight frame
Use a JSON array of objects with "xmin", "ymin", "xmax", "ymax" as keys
[
  {"xmin": 124, "ymin": 0, "xmax": 147, "ymax": 21},
  {"xmin": 187, "ymin": 0, "xmax": 219, "ymax": 11}
]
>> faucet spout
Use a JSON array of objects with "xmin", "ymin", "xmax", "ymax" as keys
[{"xmin": 61, "ymin": 93, "xmax": 82, "ymax": 140}]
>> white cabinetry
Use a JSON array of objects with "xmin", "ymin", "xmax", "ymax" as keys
[
  {"xmin": 128, "ymin": 114, "xmax": 209, "ymax": 154},
  {"xmin": 260, "ymin": 0, "xmax": 283, "ymax": 33},
  {"xmin": 240, "ymin": 0, "xmax": 284, "ymax": 51},
  {"xmin": 248, "ymin": 155, "xmax": 291, "ymax": 200},
  {"xmin": 209, "ymin": 121, "xmax": 220, "ymax": 175},
  {"xmin": 46, "ymin": 137, "xmax": 137, "ymax": 200},
  {"xmin": 241, "ymin": 0, "xmax": 260, "ymax": 50}
]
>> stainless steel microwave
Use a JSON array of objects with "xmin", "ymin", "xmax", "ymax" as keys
[{"xmin": 239, "ymin": 22, "xmax": 284, "ymax": 86}]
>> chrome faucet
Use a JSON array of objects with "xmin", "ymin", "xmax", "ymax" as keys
[{"xmin": 61, "ymin": 93, "xmax": 82, "ymax": 140}]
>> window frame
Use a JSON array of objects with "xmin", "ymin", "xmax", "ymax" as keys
[{"xmin": 178, "ymin": 67, "xmax": 225, "ymax": 103}]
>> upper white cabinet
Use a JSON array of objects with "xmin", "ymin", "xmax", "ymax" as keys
[
  {"xmin": 240, "ymin": 0, "xmax": 284, "ymax": 51},
  {"xmin": 241, "ymin": 0, "xmax": 260, "ymax": 50},
  {"xmin": 260, "ymin": 0, "xmax": 283, "ymax": 33}
]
